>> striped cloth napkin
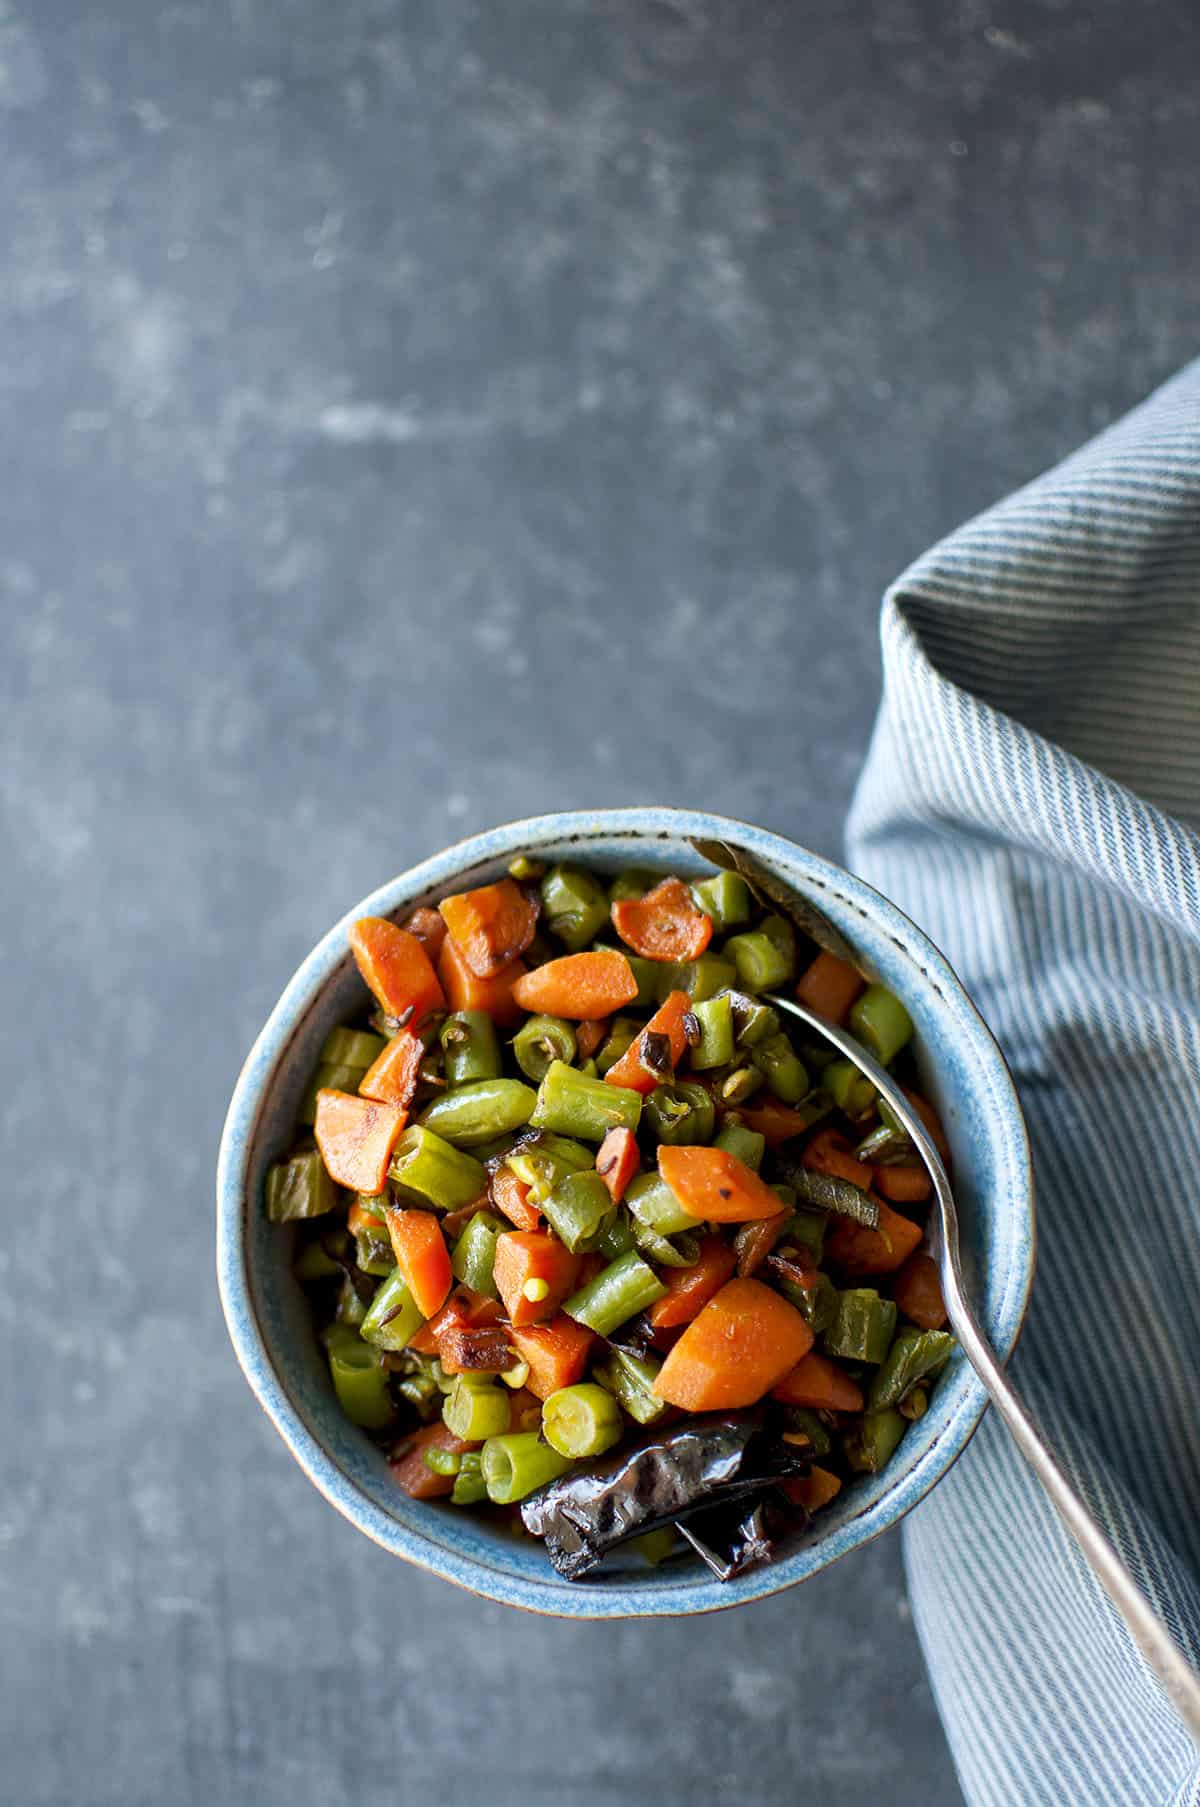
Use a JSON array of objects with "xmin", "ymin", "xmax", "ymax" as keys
[{"xmin": 846, "ymin": 363, "xmax": 1200, "ymax": 1807}]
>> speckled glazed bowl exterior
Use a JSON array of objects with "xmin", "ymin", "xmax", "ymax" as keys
[{"xmin": 217, "ymin": 809, "xmax": 1034, "ymax": 1616}]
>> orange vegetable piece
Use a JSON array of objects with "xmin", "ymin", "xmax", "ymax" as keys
[
  {"xmin": 575, "ymin": 1018, "xmax": 608, "ymax": 1061},
  {"xmin": 347, "ymin": 1199, "xmax": 383, "ymax": 1240},
  {"xmin": 653, "ymin": 1277, "xmax": 813, "ymax": 1411},
  {"xmin": 493, "ymin": 1230, "xmax": 581, "ymax": 1327},
  {"xmin": 802, "ymin": 1127, "xmax": 874, "ymax": 1191},
  {"xmin": 736, "ymin": 1098, "xmax": 816, "ymax": 1146},
  {"xmin": 438, "ymin": 878, "xmax": 540, "ymax": 978},
  {"xmin": 595, "ymin": 1126, "xmax": 640, "ymax": 1204},
  {"xmin": 874, "ymin": 1163, "xmax": 932, "ymax": 1204},
  {"xmin": 401, "ymin": 905, "xmax": 447, "ymax": 963},
  {"xmin": 437, "ymin": 936, "xmax": 526, "ymax": 1027},
  {"xmin": 510, "ymin": 950, "xmax": 638, "ymax": 1020},
  {"xmin": 313, "ymin": 1089, "xmax": 405, "ymax": 1193},
  {"xmin": 603, "ymin": 990, "xmax": 692, "ymax": 1094},
  {"xmin": 794, "ymin": 950, "xmax": 865, "ymax": 1023},
  {"xmin": 657, "ymin": 1144, "xmax": 785, "ymax": 1222},
  {"xmin": 772, "ymin": 1350, "xmax": 864, "ymax": 1413},
  {"xmin": 390, "ymin": 1422, "xmax": 475, "ymax": 1500},
  {"xmin": 407, "ymin": 1284, "xmax": 501, "ymax": 1354},
  {"xmin": 826, "ymin": 1198, "xmax": 923, "ymax": 1275},
  {"xmin": 385, "ymin": 1207, "xmax": 453, "ymax": 1318},
  {"xmin": 611, "ymin": 876, "xmax": 713, "ymax": 963},
  {"xmin": 508, "ymin": 1316, "xmax": 594, "ymax": 1400},
  {"xmin": 892, "ymin": 1252, "xmax": 947, "ymax": 1330},
  {"xmin": 489, "ymin": 1164, "xmax": 541, "ymax": 1231},
  {"xmin": 782, "ymin": 1466, "xmax": 843, "ymax": 1512},
  {"xmin": 903, "ymin": 1087, "xmax": 951, "ymax": 1163},
  {"xmin": 358, "ymin": 1028, "xmax": 424, "ymax": 1111},
  {"xmin": 647, "ymin": 1234, "xmax": 738, "ymax": 1328},
  {"xmin": 349, "ymin": 916, "xmax": 444, "ymax": 1026}
]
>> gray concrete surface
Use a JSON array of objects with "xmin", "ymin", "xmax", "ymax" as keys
[{"xmin": 2, "ymin": 3, "xmax": 1197, "ymax": 1803}]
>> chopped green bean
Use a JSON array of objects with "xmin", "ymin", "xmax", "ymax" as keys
[
  {"xmin": 423, "ymin": 1444, "xmax": 463, "ymax": 1476},
  {"xmin": 714, "ymin": 1063, "xmax": 764, "ymax": 1107},
  {"xmin": 541, "ymin": 865, "xmax": 611, "ymax": 950},
  {"xmin": 609, "ymin": 867, "xmax": 660, "ymax": 903},
  {"xmin": 507, "ymin": 854, "xmax": 544, "ymax": 882},
  {"xmin": 351, "ymin": 1216, "xmax": 396, "ymax": 1276},
  {"xmin": 777, "ymin": 1405, "xmax": 832, "ymax": 1458},
  {"xmin": 854, "ymin": 1121, "xmax": 915, "ymax": 1166},
  {"xmin": 471, "ymin": 1131, "xmax": 521, "ymax": 1164},
  {"xmin": 563, "ymin": 1249, "xmax": 667, "ymax": 1337},
  {"xmin": 656, "ymin": 954, "xmax": 737, "ymax": 1004},
  {"xmin": 750, "ymin": 1032, "xmax": 809, "ymax": 1104},
  {"xmin": 353, "ymin": 1191, "xmax": 388, "ymax": 1220},
  {"xmin": 450, "ymin": 1451, "xmax": 489, "ymax": 1504},
  {"xmin": 530, "ymin": 1060, "xmax": 642, "ymax": 1143},
  {"xmin": 849, "ymin": 985, "xmax": 914, "ymax": 1066},
  {"xmin": 787, "ymin": 1269, "xmax": 838, "ymax": 1334},
  {"xmin": 293, "ymin": 1234, "xmax": 343, "ymax": 1281},
  {"xmin": 597, "ymin": 1213, "xmax": 638, "ymax": 1260},
  {"xmin": 824, "ymin": 1058, "xmax": 877, "ymax": 1121},
  {"xmin": 298, "ymin": 1061, "xmax": 365, "ymax": 1125},
  {"xmin": 322, "ymin": 1325, "xmax": 394, "ymax": 1429},
  {"xmin": 843, "ymin": 1408, "xmax": 906, "ymax": 1473},
  {"xmin": 592, "ymin": 1346, "xmax": 668, "ymax": 1424},
  {"xmin": 335, "ymin": 1273, "xmax": 369, "ymax": 1328},
  {"xmin": 644, "ymin": 1080, "xmax": 716, "ymax": 1147},
  {"xmin": 541, "ymin": 1170, "xmax": 617, "ymax": 1253},
  {"xmin": 359, "ymin": 1270, "xmax": 424, "ymax": 1352},
  {"xmin": 542, "ymin": 1383, "xmax": 623, "ymax": 1459},
  {"xmin": 823, "ymin": 1288, "xmax": 897, "ymax": 1364},
  {"xmin": 713, "ymin": 1121, "xmax": 766, "ymax": 1171},
  {"xmin": 786, "ymin": 1207, "xmax": 827, "ymax": 1260},
  {"xmin": 723, "ymin": 922, "xmax": 794, "ymax": 993},
  {"xmin": 389, "ymin": 1125, "xmax": 487, "ymax": 1209},
  {"xmin": 439, "ymin": 1010, "xmax": 503, "ymax": 1085},
  {"xmin": 690, "ymin": 871, "xmax": 753, "ymax": 930},
  {"xmin": 390, "ymin": 1349, "xmax": 442, "ymax": 1417},
  {"xmin": 596, "ymin": 1017, "xmax": 642, "ymax": 1075},
  {"xmin": 320, "ymin": 1026, "xmax": 388, "ymax": 1070},
  {"xmin": 688, "ymin": 994, "xmax": 735, "ymax": 1070},
  {"xmin": 450, "ymin": 1210, "xmax": 504, "ymax": 1297},
  {"xmin": 505, "ymin": 1131, "xmax": 593, "ymax": 1200},
  {"xmin": 899, "ymin": 1387, "xmax": 929, "ymax": 1422},
  {"xmin": 442, "ymin": 1374, "xmax": 511, "ymax": 1441},
  {"xmin": 513, "ymin": 1015, "xmax": 577, "ymax": 1083},
  {"xmin": 625, "ymin": 1172, "xmax": 701, "ymax": 1236},
  {"xmin": 631, "ymin": 1222, "xmax": 699, "ymax": 1268},
  {"xmin": 726, "ymin": 991, "xmax": 780, "ymax": 1047},
  {"xmin": 481, "ymin": 1432, "xmax": 572, "ymax": 1504},
  {"xmin": 419, "ymin": 1077, "xmax": 536, "ymax": 1147},
  {"xmin": 867, "ymin": 1328, "xmax": 955, "ymax": 1410}
]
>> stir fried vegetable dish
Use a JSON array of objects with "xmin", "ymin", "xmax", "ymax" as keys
[{"xmin": 268, "ymin": 852, "xmax": 955, "ymax": 1581}]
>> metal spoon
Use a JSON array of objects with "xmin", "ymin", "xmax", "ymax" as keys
[{"xmin": 766, "ymin": 991, "xmax": 1200, "ymax": 1743}]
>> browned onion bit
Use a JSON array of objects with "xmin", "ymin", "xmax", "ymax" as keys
[
  {"xmin": 682, "ymin": 1011, "xmax": 702, "ymax": 1048},
  {"xmin": 436, "ymin": 1326, "xmax": 517, "ymax": 1371},
  {"xmin": 639, "ymin": 1030, "xmax": 674, "ymax": 1079}
]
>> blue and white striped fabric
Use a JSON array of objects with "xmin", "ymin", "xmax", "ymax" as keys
[{"xmin": 847, "ymin": 362, "xmax": 1200, "ymax": 1807}]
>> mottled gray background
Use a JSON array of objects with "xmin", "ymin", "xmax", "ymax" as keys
[{"xmin": 3, "ymin": 2, "xmax": 1197, "ymax": 1803}]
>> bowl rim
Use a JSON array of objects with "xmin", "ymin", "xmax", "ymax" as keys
[{"xmin": 217, "ymin": 807, "xmax": 1034, "ymax": 1617}]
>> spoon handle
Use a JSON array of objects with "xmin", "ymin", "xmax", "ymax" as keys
[{"xmin": 768, "ymin": 993, "xmax": 1200, "ymax": 1743}]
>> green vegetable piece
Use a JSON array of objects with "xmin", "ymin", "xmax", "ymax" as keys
[
  {"xmin": 450, "ymin": 1210, "xmax": 504, "ymax": 1298},
  {"xmin": 450, "ymin": 1451, "xmax": 489, "ymax": 1505},
  {"xmin": 423, "ymin": 1444, "xmax": 463, "ymax": 1476},
  {"xmin": 481, "ymin": 1432, "xmax": 573, "ymax": 1504},
  {"xmin": 351, "ymin": 1216, "xmax": 396, "ymax": 1276},
  {"xmin": 596, "ymin": 1016, "xmax": 643, "ymax": 1074},
  {"xmin": 844, "ymin": 1407, "xmax": 907, "ymax": 1474},
  {"xmin": 542, "ymin": 1383, "xmax": 623, "ymax": 1459},
  {"xmin": 597, "ymin": 1213, "xmax": 638, "ymax": 1260},
  {"xmin": 322, "ymin": 1325, "xmax": 395, "ymax": 1430},
  {"xmin": 854, "ymin": 1121, "xmax": 915, "ymax": 1166},
  {"xmin": 714, "ymin": 1063, "xmax": 764, "ymax": 1106},
  {"xmin": 470, "ymin": 1131, "xmax": 521, "ymax": 1164},
  {"xmin": 542, "ymin": 1169, "xmax": 617, "ymax": 1254},
  {"xmin": 656, "ymin": 954, "xmax": 737, "ymax": 1004},
  {"xmin": 789, "ymin": 1269, "xmax": 838, "ymax": 1334},
  {"xmin": 723, "ymin": 920, "xmax": 794, "ymax": 993},
  {"xmin": 690, "ymin": 871, "xmax": 753, "ymax": 930},
  {"xmin": 726, "ymin": 991, "xmax": 780, "ymax": 1047},
  {"xmin": 823, "ymin": 1288, "xmax": 897, "ymax": 1364},
  {"xmin": 297, "ymin": 1061, "xmax": 364, "ymax": 1124},
  {"xmin": 292, "ymin": 1229, "xmax": 344, "ymax": 1280},
  {"xmin": 592, "ymin": 1346, "xmax": 668, "ymax": 1425},
  {"xmin": 563, "ymin": 1249, "xmax": 667, "ymax": 1337},
  {"xmin": 513, "ymin": 1014, "xmax": 577, "ymax": 1083},
  {"xmin": 713, "ymin": 1121, "xmax": 766, "ymax": 1172},
  {"xmin": 530, "ymin": 1060, "xmax": 642, "ymax": 1143},
  {"xmin": 335, "ymin": 1273, "xmax": 368, "ymax": 1328},
  {"xmin": 788, "ymin": 1166, "xmax": 879, "ymax": 1227},
  {"xmin": 390, "ymin": 1349, "xmax": 442, "ymax": 1417},
  {"xmin": 359, "ymin": 1270, "xmax": 425, "ymax": 1352},
  {"xmin": 900, "ymin": 1387, "xmax": 929, "ymax": 1422},
  {"xmin": 389, "ymin": 1125, "xmax": 487, "ymax": 1209},
  {"xmin": 849, "ymin": 985, "xmax": 914, "ymax": 1067},
  {"xmin": 442, "ymin": 1373, "xmax": 511, "ymax": 1441},
  {"xmin": 541, "ymin": 865, "xmax": 611, "ymax": 951},
  {"xmin": 777, "ymin": 1405, "xmax": 833, "ymax": 1458},
  {"xmin": 867, "ymin": 1328, "xmax": 955, "ymax": 1411},
  {"xmin": 505, "ymin": 1131, "xmax": 593, "ymax": 1201},
  {"xmin": 688, "ymin": 994, "xmax": 735, "ymax": 1071},
  {"xmin": 625, "ymin": 1171, "xmax": 701, "ymax": 1236},
  {"xmin": 353, "ymin": 1191, "xmax": 388, "ymax": 1220},
  {"xmin": 644, "ymin": 1080, "xmax": 716, "ymax": 1147},
  {"xmin": 420, "ymin": 1078, "xmax": 536, "ymax": 1147},
  {"xmin": 609, "ymin": 867, "xmax": 660, "ymax": 903},
  {"xmin": 631, "ymin": 1223, "xmax": 699, "ymax": 1269},
  {"xmin": 786, "ymin": 1207, "xmax": 827, "ymax": 1260},
  {"xmin": 750, "ymin": 1032, "xmax": 809, "ymax": 1104},
  {"xmin": 824, "ymin": 1057, "xmax": 877, "ymax": 1121},
  {"xmin": 439, "ymin": 1010, "xmax": 503, "ymax": 1085},
  {"xmin": 507, "ymin": 855, "xmax": 544, "ymax": 882},
  {"xmin": 319, "ymin": 1026, "xmax": 388, "ymax": 1070}
]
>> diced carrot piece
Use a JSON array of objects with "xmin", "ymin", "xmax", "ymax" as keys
[
  {"xmin": 575, "ymin": 1018, "xmax": 608, "ymax": 1061},
  {"xmin": 772, "ymin": 1350, "xmax": 864, "ymax": 1412},
  {"xmin": 826, "ymin": 1199, "xmax": 924, "ymax": 1275},
  {"xmin": 874, "ymin": 1163, "xmax": 932, "ymax": 1204},
  {"xmin": 438, "ymin": 878, "xmax": 540, "ymax": 978},
  {"xmin": 733, "ymin": 1211, "xmax": 790, "ymax": 1277},
  {"xmin": 782, "ymin": 1466, "xmax": 843, "ymax": 1512},
  {"xmin": 505, "ymin": 1386, "xmax": 544, "ymax": 1434},
  {"xmin": 489, "ymin": 1165, "xmax": 541, "ymax": 1231},
  {"xmin": 647, "ymin": 1233, "xmax": 738, "ymax": 1328},
  {"xmin": 794, "ymin": 950, "xmax": 865, "ymax": 1023},
  {"xmin": 658, "ymin": 1144, "xmax": 785, "ymax": 1222},
  {"xmin": 407, "ymin": 1284, "xmax": 501, "ymax": 1354},
  {"xmin": 358, "ymin": 1028, "xmax": 424, "ymax": 1111},
  {"xmin": 802, "ymin": 1128, "xmax": 874, "ymax": 1190},
  {"xmin": 385, "ymin": 1207, "xmax": 452, "ymax": 1318},
  {"xmin": 510, "ymin": 951, "xmax": 638, "ymax": 1020},
  {"xmin": 437, "ymin": 936, "xmax": 526, "ymax": 1027},
  {"xmin": 493, "ymin": 1230, "xmax": 581, "ymax": 1327},
  {"xmin": 313, "ymin": 1090, "xmax": 405, "ymax": 1193},
  {"xmin": 595, "ymin": 1126, "xmax": 640, "ymax": 1204},
  {"xmin": 892, "ymin": 1252, "xmax": 947, "ymax": 1330},
  {"xmin": 736, "ymin": 1098, "xmax": 816, "ymax": 1146},
  {"xmin": 653, "ymin": 1277, "xmax": 813, "ymax": 1410},
  {"xmin": 603, "ymin": 990, "xmax": 692, "ymax": 1094},
  {"xmin": 389, "ymin": 1422, "xmax": 475, "ymax": 1500},
  {"xmin": 508, "ymin": 1316, "xmax": 594, "ymax": 1400},
  {"xmin": 611, "ymin": 877, "xmax": 713, "ymax": 962},
  {"xmin": 349, "ymin": 917, "xmax": 445, "ymax": 1025},
  {"xmin": 401, "ymin": 905, "xmax": 447, "ymax": 963}
]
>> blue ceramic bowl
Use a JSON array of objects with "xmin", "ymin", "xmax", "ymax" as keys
[{"xmin": 217, "ymin": 808, "xmax": 1034, "ymax": 1616}]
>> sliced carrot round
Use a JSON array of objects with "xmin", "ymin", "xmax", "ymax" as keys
[{"xmin": 611, "ymin": 876, "xmax": 713, "ymax": 962}]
